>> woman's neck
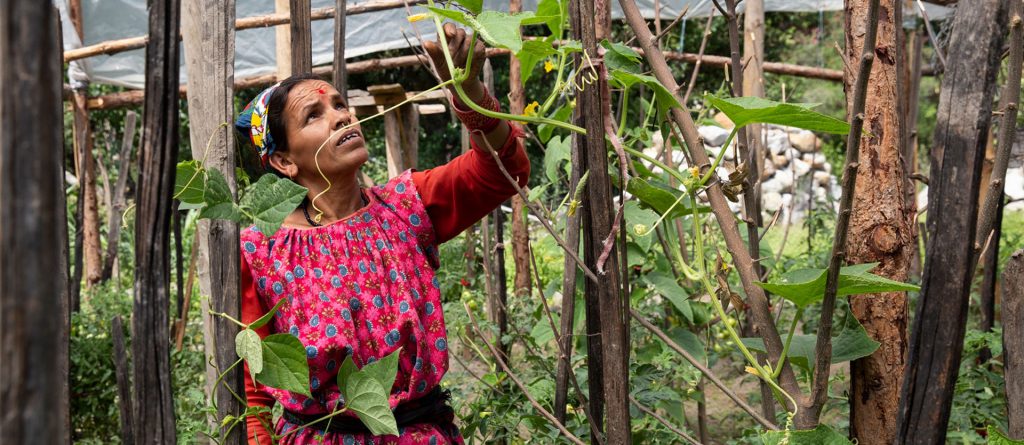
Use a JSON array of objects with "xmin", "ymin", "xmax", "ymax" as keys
[{"xmin": 299, "ymin": 171, "xmax": 365, "ymax": 225}]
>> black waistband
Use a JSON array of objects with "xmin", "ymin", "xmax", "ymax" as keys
[{"xmin": 282, "ymin": 387, "xmax": 454, "ymax": 435}]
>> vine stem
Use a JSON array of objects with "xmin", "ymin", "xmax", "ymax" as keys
[
  {"xmin": 617, "ymin": 0, "xmax": 802, "ymax": 406},
  {"xmin": 773, "ymin": 307, "xmax": 803, "ymax": 379}
]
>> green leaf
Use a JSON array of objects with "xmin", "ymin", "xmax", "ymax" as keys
[
  {"xmin": 760, "ymin": 424, "xmax": 852, "ymax": 445},
  {"xmin": 609, "ymin": 70, "xmax": 681, "ymax": 115},
  {"xmin": 240, "ymin": 174, "xmax": 308, "ymax": 236},
  {"xmin": 256, "ymin": 334, "xmax": 311, "ymax": 397},
  {"xmin": 987, "ymin": 426, "xmax": 1024, "ymax": 444},
  {"xmin": 248, "ymin": 298, "xmax": 286, "ymax": 330},
  {"xmin": 531, "ymin": 317, "xmax": 555, "ymax": 345},
  {"xmin": 535, "ymin": 0, "xmax": 567, "ymax": 35},
  {"xmin": 426, "ymin": 6, "xmax": 470, "ymax": 27},
  {"xmin": 174, "ymin": 160, "xmax": 206, "ymax": 204},
  {"xmin": 198, "ymin": 168, "xmax": 242, "ymax": 221},
  {"xmin": 601, "ymin": 40, "xmax": 642, "ymax": 73},
  {"xmin": 741, "ymin": 312, "xmax": 879, "ymax": 373},
  {"xmin": 361, "ymin": 348, "xmax": 402, "ymax": 395},
  {"xmin": 235, "ymin": 329, "xmax": 263, "ymax": 382},
  {"xmin": 666, "ymin": 327, "xmax": 706, "ymax": 363},
  {"xmin": 624, "ymin": 201, "xmax": 658, "ymax": 252},
  {"xmin": 474, "ymin": 11, "xmax": 532, "ymax": 53},
  {"xmin": 453, "ymin": 0, "xmax": 482, "ymax": 14},
  {"xmin": 831, "ymin": 312, "xmax": 881, "ymax": 363},
  {"xmin": 343, "ymin": 372, "xmax": 399, "ymax": 436},
  {"xmin": 338, "ymin": 355, "xmax": 358, "ymax": 389},
  {"xmin": 544, "ymin": 135, "xmax": 571, "ymax": 183},
  {"xmin": 517, "ymin": 39, "xmax": 557, "ymax": 84},
  {"xmin": 706, "ymin": 95, "xmax": 851, "ymax": 135},
  {"xmin": 626, "ymin": 177, "xmax": 708, "ymax": 219},
  {"xmin": 644, "ymin": 271, "xmax": 693, "ymax": 324},
  {"xmin": 756, "ymin": 263, "xmax": 919, "ymax": 308},
  {"xmin": 538, "ymin": 102, "xmax": 574, "ymax": 143}
]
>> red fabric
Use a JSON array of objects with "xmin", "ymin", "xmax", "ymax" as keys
[
  {"xmin": 241, "ymin": 122, "xmax": 528, "ymax": 444},
  {"xmin": 240, "ymin": 257, "xmax": 276, "ymax": 445},
  {"xmin": 412, "ymin": 122, "xmax": 529, "ymax": 244}
]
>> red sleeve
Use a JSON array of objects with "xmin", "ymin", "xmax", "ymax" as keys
[
  {"xmin": 240, "ymin": 256, "xmax": 275, "ymax": 445},
  {"xmin": 412, "ymin": 121, "xmax": 529, "ymax": 244}
]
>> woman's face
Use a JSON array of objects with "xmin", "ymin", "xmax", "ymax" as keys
[{"xmin": 269, "ymin": 80, "xmax": 367, "ymax": 184}]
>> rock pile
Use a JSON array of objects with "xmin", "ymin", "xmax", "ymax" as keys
[{"xmin": 643, "ymin": 120, "xmax": 841, "ymax": 221}]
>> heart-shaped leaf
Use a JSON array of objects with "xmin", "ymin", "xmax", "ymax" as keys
[
  {"xmin": 756, "ymin": 263, "xmax": 919, "ymax": 309},
  {"xmin": 343, "ymin": 372, "xmax": 399, "ymax": 436},
  {"xmin": 609, "ymin": 70, "xmax": 681, "ymax": 115},
  {"xmin": 544, "ymin": 135, "xmax": 571, "ymax": 183},
  {"xmin": 235, "ymin": 328, "xmax": 263, "ymax": 382},
  {"xmin": 535, "ymin": 0, "xmax": 568, "ymax": 35},
  {"xmin": 760, "ymin": 424, "xmax": 852, "ymax": 445},
  {"xmin": 741, "ymin": 312, "xmax": 880, "ymax": 373},
  {"xmin": 706, "ymin": 95, "xmax": 850, "ymax": 135},
  {"xmin": 361, "ymin": 348, "xmax": 402, "ymax": 395},
  {"xmin": 516, "ymin": 39, "xmax": 557, "ymax": 84},
  {"xmin": 627, "ymin": 177, "xmax": 709, "ymax": 219},
  {"xmin": 625, "ymin": 201, "xmax": 658, "ymax": 252},
  {"xmin": 256, "ymin": 334, "xmax": 311, "ymax": 397},
  {"xmin": 174, "ymin": 160, "xmax": 206, "ymax": 204},
  {"xmin": 240, "ymin": 174, "xmax": 308, "ymax": 236}
]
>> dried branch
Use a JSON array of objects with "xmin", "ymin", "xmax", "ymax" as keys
[
  {"xmin": 529, "ymin": 245, "xmax": 605, "ymax": 445},
  {"xmin": 631, "ymin": 310, "xmax": 777, "ymax": 429},
  {"xmin": 464, "ymin": 303, "xmax": 587, "ymax": 445},
  {"xmin": 682, "ymin": 11, "xmax": 717, "ymax": 104},
  {"xmin": 475, "ymin": 130, "xmax": 600, "ymax": 283},
  {"xmin": 973, "ymin": 7, "xmax": 1023, "ymax": 273},
  {"xmin": 807, "ymin": 0, "xmax": 881, "ymax": 423},
  {"xmin": 617, "ymin": 0, "xmax": 802, "ymax": 404}
]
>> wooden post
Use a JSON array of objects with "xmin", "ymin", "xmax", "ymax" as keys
[
  {"xmin": 101, "ymin": 111, "xmax": 137, "ymax": 282},
  {"xmin": 573, "ymin": 0, "xmax": 630, "ymax": 442},
  {"xmin": 290, "ymin": 0, "xmax": 312, "ymax": 74},
  {"xmin": 371, "ymin": 84, "xmax": 420, "ymax": 177},
  {"xmin": 111, "ymin": 315, "xmax": 134, "ymax": 445},
  {"xmin": 68, "ymin": 0, "xmax": 104, "ymax": 291},
  {"xmin": 1005, "ymin": 250, "xmax": 1024, "ymax": 439},
  {"xmin": 0, "ymin": 1, "xmax": 69, "ymax": 443},
  {"xmin": 276, "ymin": 0, "xmax": 292, "ymax": 80},
  {"xmin": 132, "ymin": 0, "xmax": 181, "ymax": 442},
  {"xmin": 182, "ymin": 0, "xmax": 243, "ymax": 442},
  {"xmin": 897, "ymin": 1, "xmax": 1008, "ymax": 442},
  {"xmin": 333, "ymin": 0, "xmax": 347, "ymax": 97},
  {"xmin": 508, "ymin": 0, "xmax": 532, "ymax": 320},
  {"xmin": 842, "ymin": 1, "xmax": 914, "ymax": 443}
]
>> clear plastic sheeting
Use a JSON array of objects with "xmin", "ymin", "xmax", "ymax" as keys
[{"xmin": 63, "ymin": 0, "xmax": 952, "ymax": 89}]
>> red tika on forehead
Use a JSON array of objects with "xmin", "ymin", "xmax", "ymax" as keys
[{"xmin": 318, "ymin": 88, "xmax": 326, "ymax": 95}]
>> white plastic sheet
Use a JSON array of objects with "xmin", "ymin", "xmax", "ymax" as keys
[{"xmin": 64, "ymin": 0, "xmax": 952, "ymax": 89}]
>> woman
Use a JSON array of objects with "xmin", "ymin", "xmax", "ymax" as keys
[{"xmin": 236, "ymin": 24, "xmax": 529, "ymax": 444}]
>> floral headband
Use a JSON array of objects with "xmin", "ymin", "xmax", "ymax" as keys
[{"xmin": 234, "ymin": 83, "xmax": 281, "ymax": 169}]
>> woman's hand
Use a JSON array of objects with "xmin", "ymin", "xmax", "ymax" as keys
[{"xmin": 424, "ymin": 23, "xmax": 487, "ymax": 100}]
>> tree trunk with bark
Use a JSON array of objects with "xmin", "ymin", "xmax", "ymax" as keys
[
  {"xmin": 897, "ymin": 1, "xmax": 1009, "ymax": 442},
  {"xmin": 841, "ymin": 2, "xmax": 915, "ymax": 443}
]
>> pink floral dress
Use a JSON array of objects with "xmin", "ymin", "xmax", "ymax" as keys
[{"xmin": 240, "ymin": 171, "xmax": 461, "ymax": 445}]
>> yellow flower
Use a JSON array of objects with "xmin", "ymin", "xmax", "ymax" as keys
[
  {"xmin": 523, "ymin": 100, "xmax": 540, "ymax": 118},
  {"xmin": 544, "ymin": 59, "xmax": 555, "ymax": 73},
  {"xmin": 745, "ymin": 366, "xmax": 761, "ymax": 378},
  {"xmin": 689, "ymin": 166, "xmax": 700, "ymax": 178},
  {"xmin": 407, "ymin": 13, "xmax": 429, "ymax": 22}
]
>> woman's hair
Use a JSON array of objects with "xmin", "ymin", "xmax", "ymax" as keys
[
  {"xmin": 237, "ymin": 73, "xmax": 324, "ymax": 178},
  {"xmin": 265, "ymin": 72, "xmax": 324, "ymax": 155}
]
